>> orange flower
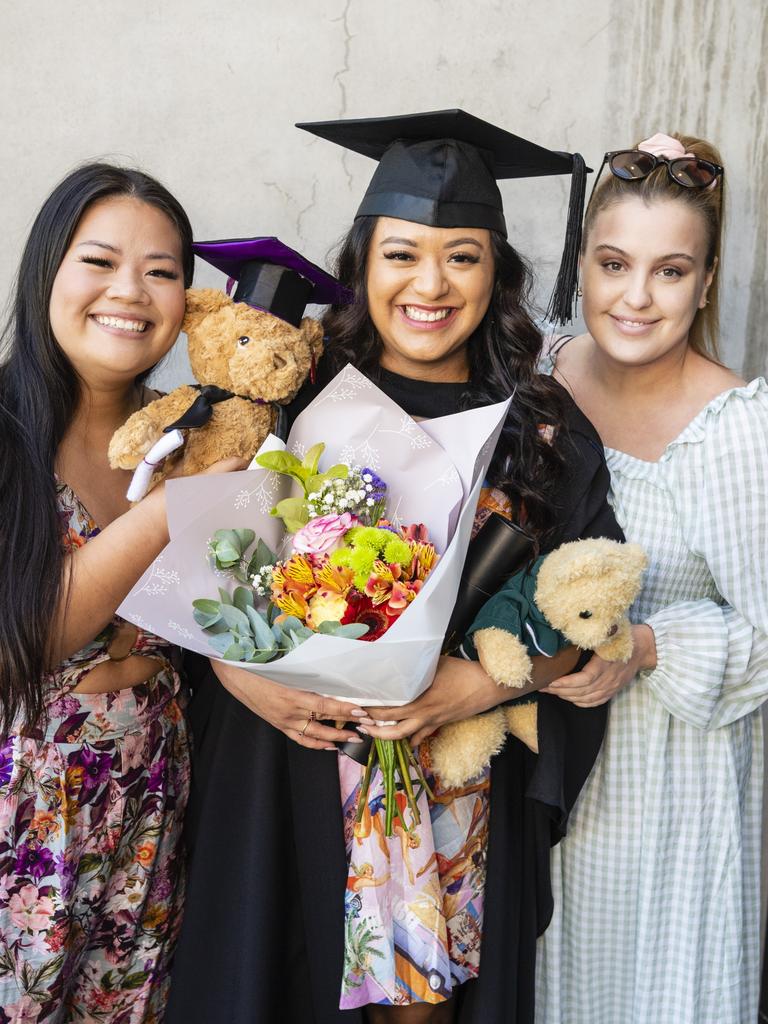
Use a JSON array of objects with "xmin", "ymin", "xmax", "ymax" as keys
[
  {"xmin": 29, "ymin": 811, "xmax": 60, "ymax": 842},
  {"xmin": 135, "ymin": 841, "xmax": 156, "ymax": 867}
]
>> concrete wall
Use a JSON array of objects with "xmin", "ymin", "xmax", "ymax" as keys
[{"xmin": 1, "ymin": 0, "xmax": 766, "ymax": 385}]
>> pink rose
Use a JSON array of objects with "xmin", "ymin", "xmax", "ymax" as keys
[{"xmin": 292, "ymin": 512, "xmax": 359, "ymax": 556}]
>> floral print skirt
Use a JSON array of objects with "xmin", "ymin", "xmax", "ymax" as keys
[
  {"xmin": 338, "ymin": 746, "xmax": 488, "ymax": 1008},
  {"xmin": 0, "ymin": 668, "xmax": 189, "ymax": 1023}
]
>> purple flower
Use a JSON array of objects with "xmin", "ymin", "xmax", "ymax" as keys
[
  {"xmin": 71, "ymin": 746, "xmax": 112, "ymax": 793},
  {"xmin": 360, "ymin": 468, "xmax": 387, "ymax": 503},
  {"xmin": 15, "ymin": 844, "xmax": 55, "ymax": 882},
  {"xmin": 147, "ymin": 758, "xmax": 167, "ymax": 793},
  {"xmin": 0, "ymin": 739, "xmax": 13, "ymax": 789},
  {"xmin": 54, "ymin": 853, "xmax": 77, "ymax": 901}
]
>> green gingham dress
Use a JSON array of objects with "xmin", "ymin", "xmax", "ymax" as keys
[{"xmin": 535, "ymin": 377, "xmax": 768, "ymax": 1024}]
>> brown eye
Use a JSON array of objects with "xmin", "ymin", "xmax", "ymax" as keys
[
  {"xmin": 579, "ymin": 610, "xmax": 593, "ymax": 619},
  {"xmin": 238, "ymin": 336, "xmax": 251, "ymax": 347}
]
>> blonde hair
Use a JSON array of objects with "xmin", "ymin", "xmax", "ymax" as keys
[{"xmin": 582, "ymin": 133, "xmax": 725, "ymax": 361}]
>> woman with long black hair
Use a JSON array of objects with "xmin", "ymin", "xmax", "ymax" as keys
[
  {"xmin": 0, "ymin": 163, "xmax": 241, "ymax": 1021},
  {"xmin": 167, "ymin": 111, "xmax": 623, "ymax": 1024}
]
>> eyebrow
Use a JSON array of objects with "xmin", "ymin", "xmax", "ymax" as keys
[
  {"xmin": 76, "ymin": 240, "xmax": 178, "ymax": 261},
  {"xmin": 593, "ymin": 243, "xmax": 694, "ymax": 263},
  {"xmin": 378, "ymin": 235, "xmax": 484, "ymax": 249}
]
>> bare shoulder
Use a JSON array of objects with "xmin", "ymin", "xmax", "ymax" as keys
[
  {"xmin": 547, "ymin": 332, "xmax": 591, "ymax": 395},
  {"xmin": 689, "ymin": 351, "xmax": 745, "ymax": 402}
]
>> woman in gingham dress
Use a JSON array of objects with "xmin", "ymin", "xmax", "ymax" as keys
[{"xmin": 536, "ymin": 133, "xmax": 768, "ymax": 1024}]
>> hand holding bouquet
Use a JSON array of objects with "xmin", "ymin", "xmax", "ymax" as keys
[{"xmin": 119, "ymin": 366, "xmax": 510, "ymax": 832}]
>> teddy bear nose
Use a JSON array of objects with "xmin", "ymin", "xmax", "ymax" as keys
[
  {"xmin": 578, "ymin": 610, "xmax": 592, "ymax": 619},
  {"xmin": 238, "ymin": 336, "xmax": 251, "ymax": 346},
  {"xmin": 607, "ymin": 623, "xmax": 618, "ymax": 636}
]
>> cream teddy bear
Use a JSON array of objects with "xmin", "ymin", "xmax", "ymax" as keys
[{"xmin": 429, "ymin": 538, "xmax": 647, "ymax": 789}]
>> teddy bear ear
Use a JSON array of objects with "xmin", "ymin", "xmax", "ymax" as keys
[{"xmin": 182, "ymin": 289, "xmax": 232, "ymax": 333}]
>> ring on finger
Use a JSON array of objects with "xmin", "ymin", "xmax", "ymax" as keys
[{"xmin": 299, "ymin": 717, "xmax": 312, "ymax": 738}]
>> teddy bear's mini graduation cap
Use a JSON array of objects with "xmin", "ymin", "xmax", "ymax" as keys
[
  {"xmin": 296, "ymin": 109, "xmax": 589, "ymax": 324},
  {"xmin": 192, "ymin": 237, "xmax": 353, "ymax": 328}
]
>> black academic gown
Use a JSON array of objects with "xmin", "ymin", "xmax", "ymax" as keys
[{"xmin": 165, "ymin": 367, "xmax": 623, "ymax": 1024}]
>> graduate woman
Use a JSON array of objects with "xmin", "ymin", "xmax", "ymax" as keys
[{"xmin": 167, "ymin": 111, "xmax": 623, "ymax": 1024}]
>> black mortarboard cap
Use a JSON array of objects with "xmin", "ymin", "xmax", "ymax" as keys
[
  {"xmin": 296, "ymin": 109, "xmax": 589, "ymax": 324},
  {"xmin": 192, "ymin": 237, "xmax": 353, "ymax": 328}
]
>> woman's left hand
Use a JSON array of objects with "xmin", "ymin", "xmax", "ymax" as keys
[
  {"xmin": 540, "ymin": 624, "xmax": 657, "ymax": 708},
  {"xmin": 360, "ymin": 656, "xmax": 505, "ymax": 747}
]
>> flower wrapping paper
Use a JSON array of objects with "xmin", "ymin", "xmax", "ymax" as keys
[{"xmin": 118, "ymin": 365, "xmax": 509, "ymax": 705}]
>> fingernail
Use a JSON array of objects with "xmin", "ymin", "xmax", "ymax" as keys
[
  {"xmin": 375, "ymin": 719, "xmax": 397, "ymax": 727},
  {"xmin": 357, "ymin": 726, "xmax": 369, "ymax": 735},
  {"xmin": 350, "ymin": 709, "xmax": 367, "ymax": 717},
  {"xmin": 345, "ymin": 735, "xmax": 364, "ymax": 744},
  {"xmin": 324, "ymin": 746, "xmax": 337, "ymax": 751},
  {"xmin": 358, "ymin": 717, "xmax": 375, "ymax": 726}
]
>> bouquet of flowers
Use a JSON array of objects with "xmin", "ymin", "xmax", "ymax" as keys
[{"xmin": 118, "ymin": 366, "xmax": 509, "ymax": 832}]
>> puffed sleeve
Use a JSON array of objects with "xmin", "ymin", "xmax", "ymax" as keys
[{"xmin": 642, "ymin": 380, "xmax": 768, "ymax": 730}]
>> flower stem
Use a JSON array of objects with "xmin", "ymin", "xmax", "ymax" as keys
[{"xmin": 395, "ymin": 740, "xmax": 420, "ymax": 827}]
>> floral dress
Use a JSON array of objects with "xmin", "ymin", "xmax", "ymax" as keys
[
  {"xmin": 337, "ymin": 487, "xmax": 512, "ymax": 1009},
  {"xmin": 0, "ymin": 482, "xmax": 190, "ymax": 1023}
]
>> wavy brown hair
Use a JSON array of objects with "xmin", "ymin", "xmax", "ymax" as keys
[
  {"xmin": 582, "ymin": 133, "xmax": 725, "ymax": 361},
  {"xmin": 322, "ymin": 216, "xmax": 574, "ymax": 542}
]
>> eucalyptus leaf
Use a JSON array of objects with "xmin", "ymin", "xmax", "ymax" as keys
[
  {"xmin": 220, "ymin": 604, "xmax": 252, "ymax": 633},
  {"xmin": 233, "ymin": 587, "xmax": 255, "ymax": 613},
  {"xmin": 246, "ymin": 605, "xmax": 278, "ymax": 650},
  {"xmin": 246, "ymin": 539, "xmax": 276, "ymax": 577},
  {"xmin": 329, "ymin": 623, "xmax": 370, "ymax": 639},
  {"xmin": 223, "ymin": 641, "xmax": 247, "ymax": 661},
  {"xmin": 218, "ymin": 588, "xmax": 233, "ymax": 606},
  {"xmin": 279, "ymin": 615, "xmax": 304, "ymax": 634},
  {"xmin": 192, "ymin": 599, "xmax": 222, "ymax": 628},
  {"xmin": 233, "ymin": 528, "xmax": 255, "ymax": 551},
  {"xmin": 207, "ymin": 632, "xmax": 235, "ymax": 654}
]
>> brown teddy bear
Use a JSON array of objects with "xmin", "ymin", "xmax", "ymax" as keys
[
  {"xmin": 429, "ymin": 537, "xmax": 647, "ymax": 789},
  {"xmin": 108, "ymin": 237, "xmax": 349, "ymax": 497}
]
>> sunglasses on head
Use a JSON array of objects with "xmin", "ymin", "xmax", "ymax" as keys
[
  {"xmin": 606, "ymin": 149, "xmax": 723, "ymax": 187},
  {"xmin": 587, "ymin": 149, "xmax": 724, "ymax": 207}
]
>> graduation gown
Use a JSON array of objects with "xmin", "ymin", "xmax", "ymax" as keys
[{"xmin": 165, "ymin": 367, "xmax": 622, "ymax": 1024}]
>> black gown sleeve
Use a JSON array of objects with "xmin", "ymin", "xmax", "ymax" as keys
[{"xmin": 455, "ymin": 384, "xmax": 623, "ymax": 1024}]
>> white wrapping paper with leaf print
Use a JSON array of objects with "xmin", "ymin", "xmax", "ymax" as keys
[{"xmin": 118, "ymin": 365, "xmax": 509, "ymax": 705}]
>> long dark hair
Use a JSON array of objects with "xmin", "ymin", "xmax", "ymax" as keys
[
  {"xmin": 323, "ymin": 216, "xmax": 570, "ymax": 541},
  {"xmin": 0, "ymin": 162, "xmax": 193, "ymax": 737}
]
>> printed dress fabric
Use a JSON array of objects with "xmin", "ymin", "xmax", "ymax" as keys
[
  {"xmin": 535, "ymin": 376, "xmax": 768, "ymax": 1024},
  {"xmin": 166, "ymin": 364, "xmax": 622, "ymax": 1024},
  {"xmin": 337, "ymin": 488, "xmax": 508, "ymax": 1009},
  {"xmin": 0, "ymin": 482, "xmax": 190, "ymax": 1024}
]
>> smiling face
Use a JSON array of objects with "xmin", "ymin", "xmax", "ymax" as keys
[
  {"xmin": 580, "ymin": 196, "xmax": 715, "ymax": 369},
  {"xmin": 365, "ymin": 217, "xmax": 495, "ymax": 381},
  {"xmin": 49, "ymin": 196, "xmax": 186, "ymax": 388}
]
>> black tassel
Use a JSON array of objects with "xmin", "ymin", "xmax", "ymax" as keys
[{"xmin": 545, "ymin": 152, "xmax": 588, "ymax": 326}]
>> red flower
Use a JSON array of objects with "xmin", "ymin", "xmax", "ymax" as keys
[{"xmin": 340, "ymin": 593, "xmax": 400, "ymax": 641}]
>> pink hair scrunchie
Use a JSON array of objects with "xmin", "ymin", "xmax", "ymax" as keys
[
  {"xmin": 638, "ymin": 133, "xmax": 695, "ymax": 160},
  {"xmin": 637, "ymin": 133, "xmax": 719, "ymax": 190}
]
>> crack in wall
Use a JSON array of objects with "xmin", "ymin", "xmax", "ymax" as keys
[
  {"xmin": 332, "ymin": 0, "xmax": 355, "ymax": 192},
  {"xmin": 296, "ymin": 177, "xmax": 319, "ymax": 246}
]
